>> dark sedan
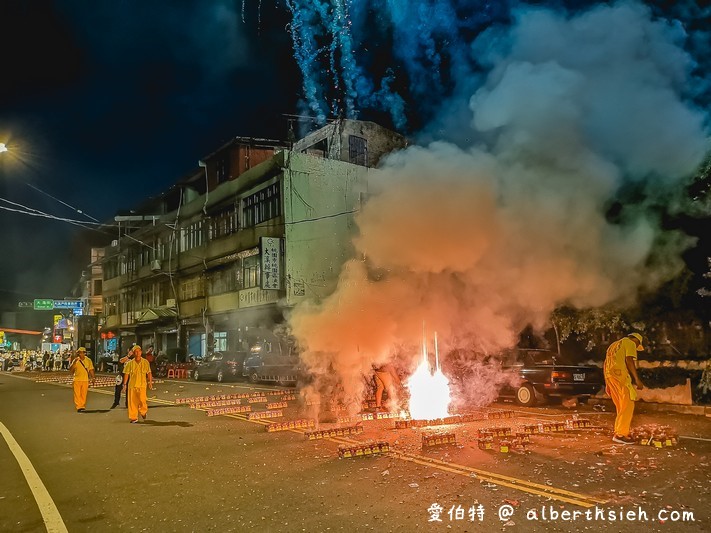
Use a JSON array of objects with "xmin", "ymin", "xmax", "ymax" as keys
[
  {"xmin": 500, "ymin": 349, "xmax": 603, "ymax": 406},
  {"xmin": 192, "ymin": 351, "xmax": 248, "ymax": 383}
]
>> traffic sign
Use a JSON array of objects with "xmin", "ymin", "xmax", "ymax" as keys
[
  {"xmin": 34, "ymin": 299, "xmax": 54, "ymax": 310},
  {"xmin": 53, "ymin": 300, "xmax": 84, "ymax": 309}
]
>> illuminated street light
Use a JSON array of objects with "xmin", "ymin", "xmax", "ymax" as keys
[{"xmin": 0, "ymin": 142, "xmax": 7, "ymax": 153}]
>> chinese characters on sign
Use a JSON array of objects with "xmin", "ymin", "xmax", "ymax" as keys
[{"xmin": 260, "ymin": 237, "xmax": 281, "ymax": 290}]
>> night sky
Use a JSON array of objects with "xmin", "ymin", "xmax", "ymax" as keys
[
  {"xmin": 0, "ymin": 1, "xmax": 300, "ymax": 309},
  {"xmin": 1, "ymin": 0, "xmax": 709, "ymax": 315}
]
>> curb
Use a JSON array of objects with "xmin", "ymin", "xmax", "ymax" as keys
[{"xmin": 591, "ymin": 398, "xmax": 711, "ymax": 417}]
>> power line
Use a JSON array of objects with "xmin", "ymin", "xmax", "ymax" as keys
[
  {"xmin": 0, "ymin": 197, "xmax": 109, "ymax": 233},
  {"xmin": 25, "ymin": 183, "xmax": 100, "ymax": 222}
]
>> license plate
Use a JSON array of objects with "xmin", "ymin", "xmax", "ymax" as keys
[{"xmin": 573, "ymin": 373, "xmax": 585, "ymax": 382}]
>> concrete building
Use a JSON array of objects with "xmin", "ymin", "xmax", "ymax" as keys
[{"xmin": 99, "ymin": 120, "xmax": 407, "ymax": 359}]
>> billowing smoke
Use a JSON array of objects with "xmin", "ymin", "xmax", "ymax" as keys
[{"xmin": 289, "ymin": 2, "xmax": 709, "ymax": 410}]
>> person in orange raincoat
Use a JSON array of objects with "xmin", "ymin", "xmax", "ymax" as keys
[
  {"xmin": 603, "ymin": 333, "xmax": 645, "ymax": 445},
  {"xmin": 122, "ymin": 346, "xmax": 153, "ymax": 423},
  {"xmin": 69, "ymin": 347, "xmax": 95, "ymax": 412}
]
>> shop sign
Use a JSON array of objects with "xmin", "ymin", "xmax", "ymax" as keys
[{"xmin": 260, "ymin": 237, "xmax": 281, "ymax": 290}]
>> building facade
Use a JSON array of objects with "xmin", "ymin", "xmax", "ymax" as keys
[{"xmin": 99, "ymin": 121, "xmax": 407, "ymax": 359}]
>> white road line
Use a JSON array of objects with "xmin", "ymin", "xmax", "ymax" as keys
[{"xmin": 0, "ymin": 422, "xmax": 68, "ymax": 533}]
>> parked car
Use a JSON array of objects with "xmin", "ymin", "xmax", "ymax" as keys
[
  {"xmin": 192, "ymin": 351, "xmax": 248, "ymax": 383},
  {"xmin": 499, "ymin": 349, "xmax": 603, "ymax": 406},
  {"xmin": 243, "ymin": 351, "xmax": 300, "ymax": 385}
]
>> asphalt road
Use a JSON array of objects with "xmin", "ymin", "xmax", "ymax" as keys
[{"xmin": 1, "ymin": 371, "xmax": 709, "ymax": 533}]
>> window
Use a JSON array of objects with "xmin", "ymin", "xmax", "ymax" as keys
[
  {"xmin": 180, "ymin": 221, "xmax": 204, "ymax": 252},
  {"xmin": 242, "ymin": 183, "xmax": 281, "ymax": 227},
  {"xmin": 214, "ymin": 331, "xmax": 227, "ymax": 351},
  {"xmin": 216, "ymin": 157, "xmax": 230, "ymax": 184},
  {"xmin": 93, "ymin": 280, "xmax": 103, "ymax": 296},
  {"xmin": 104, "ymin": 258, "xmax": 119, "ymax": 280},
  {"xmin": 104, "ymin": 295, "xmax": 118, "ymax": 316},
  {"xmin": 180, "ymin": 277, "xmax": 204, "ymax": 301},
  {"xmin": 243, "ymin": 255, "xmax": 261, "ymax": 289},
  {"xmin": 210, "ymin": 207, "xmax": 238, "ymax": 240},
  {"xmin": 140, "ymin": 245, "xmax": 151, "ymax": 267},
  {"xmin": 138, "ymin": 285, "xmax": 154, "ymax": 309},
  {"xmin": 348, "ymin": 135, "xmax": 368, "ymax": 166},
  {"xmin": 209, "ymin": 265, "xmax": 242, "ymax": 295}
]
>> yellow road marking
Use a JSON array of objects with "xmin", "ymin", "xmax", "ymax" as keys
[{"xmin": 0, "ymin": 422, "xmax": 69, "ymax": 532}]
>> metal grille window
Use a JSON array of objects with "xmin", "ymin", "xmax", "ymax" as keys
[
  {"xmin": 180, "ymin": 221, "xmax": 204, "ymax": 251},
  {"xmin": 242, "ymin": 183, "xmax": 281, "ymax": 227},
  {"xmin": 348, "ymin": 135, "xmax": 368, "ymax": 166},
  {"xmin": 209, "ymin": 265, "xmax": 242, "ymax": 295},
  {"xmin": 180, "ymin": 277, "xmax": 204, "ymax": 301},
  {"xmin": 210, "ymin": 207, "xmax": 238, "ymax": 240},
  {"xmin": 139, "ymin": 286, "xmax": 154, "ymax": 309},
  {"xmin": 104, "ymin": 258, "xmax": 119, "ymax": 280}
]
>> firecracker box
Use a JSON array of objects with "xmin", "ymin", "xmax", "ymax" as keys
[
  {"xmin": 510, "ymin": 438, "xmax": 529, "ymax": 451},
  {"xmin": 422, "ymin": 433, "xmax": 456, "ymax": 447},
  {"xmin": 499, "ymin": 440, "xmax": 510, "ymax": 453},
  {"xmin": 477, "ymin": 429, "xmax": 494, "ymax": 439},
  {"xmin": 247, "ymin": 410, "xmax": 283, "ymax": 420},
  {"xmin": 477, "ymin": 438, "xmax": 494, "ymax": 450},
  {"xmin": 395, "ymin": 420, "xmax": 411, "ymax": 429},
  {"xmin": 206, "ymin": 405, "xmax": 252, "ymax": 416},
  {"xmin": 266, "ymin": 402, "xmax": 288, "ymax": 409},
  {"xmin": 360, "ymin": 413, "xmax": 375, "ymax": 421},
  {"xmin": 490, "ymin": 426, "xmax": 513, "ymax": 437},
  {"xmin": 305, "ymin": 425, "xmax": 363, "ymax": 440},
  {"xmin": 515, "ymin": 432, "xmax": 531, "ymax": 443},
  {"xmin": 248, "ymin": 396, "xmax": 268, "ymax": 403},
  {"xmin": 338, "ymin": 441, "xmax": 390, "ymax": 458},
  {"xmin": 522, "ymin": 425, "xmax": 538, "ymax": 434},
  {"xmin": 337, "ymin": 416, "xmax": 358, "ymax": 424},
  {"xmin": 375, "ymin": 412, "xmax": 399, "ymax": 420},
  {"xmin": 265, "ymin": 419, "xmax": 315, "ymax": 432}
]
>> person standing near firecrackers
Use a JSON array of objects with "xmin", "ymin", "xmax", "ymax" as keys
[
  {"xmin": 604, "ymin": 333, "xmax": 645, "ymax": 445},
  {"xmin": 373, "ymin": 363, "xmax": 402, "ymax": 411},
  {"xmin": 122, "ymin": 346, "xmax": 153, "ymax": 423},
  {"xmin": 69, "ymin": 347, "xmax": 95, "ymax": 412}
]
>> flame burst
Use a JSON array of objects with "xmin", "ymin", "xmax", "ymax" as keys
[{"xmin": 406, "ymin": 331, "xmax": 452, "ymax": 420}]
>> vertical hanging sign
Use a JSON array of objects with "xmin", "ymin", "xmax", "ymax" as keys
[{"xmin": 260, "ymin": 237, "xmax": 281, "ymax": 290}]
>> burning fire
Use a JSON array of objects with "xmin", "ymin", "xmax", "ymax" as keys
[{"xmin": 406, "ymin": 331, "xmax": 452, "ymax": 420}]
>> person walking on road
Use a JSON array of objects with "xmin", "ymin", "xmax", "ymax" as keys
[
  {"xmin": 122, "ymin": 346, "xmax": 153, "ymax": 423},
  {"xmin": 604, "ymin": 332, "xmax": 645, "ymax": 445},
  {"xmin": 69, "ymin": 347, "xmax": 95, "ymax": 412}
]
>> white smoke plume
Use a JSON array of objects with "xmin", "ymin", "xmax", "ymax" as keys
[{"xmin": 289, "ymin": 1, "xmax": 709, "ymax": 410}]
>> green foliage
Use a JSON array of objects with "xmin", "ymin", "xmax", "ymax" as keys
[{"xmin": 551, "ymin": 307, "xmax": 631, "ymax": 350}]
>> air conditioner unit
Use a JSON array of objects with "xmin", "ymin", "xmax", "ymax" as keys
[
  {"xmin": 150, "ymin": 260, "xmax": 162, "ymax": 272},
  {"xmin": 111, "ymin": 240, "xmax": 119, "ymax": 247},
  {"xmin": 166, "ymin": 298, "xmax": 176, "ymax": 308}
]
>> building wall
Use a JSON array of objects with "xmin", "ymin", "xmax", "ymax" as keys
[{"xmin": 282, "ymin": 151, "xmax": 370, "ymax": 306}]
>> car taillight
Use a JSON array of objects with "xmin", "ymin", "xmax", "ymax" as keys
[{"xmin": 551, "ymin": 371, "xmax": 571, "ymax": 381}]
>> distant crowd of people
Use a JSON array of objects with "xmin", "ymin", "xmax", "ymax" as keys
[{"xmin": 0, "ymin": 349, "xmax": 74, "ymax": 371}]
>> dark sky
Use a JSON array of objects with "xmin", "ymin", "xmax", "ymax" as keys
[
  {"xmin": 0, "ymin": 0, "xmax": 300, "ymax": 308},
  {"xmin": 1, "ymin": 0, "xmax": 709, "ymax": 314}
]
